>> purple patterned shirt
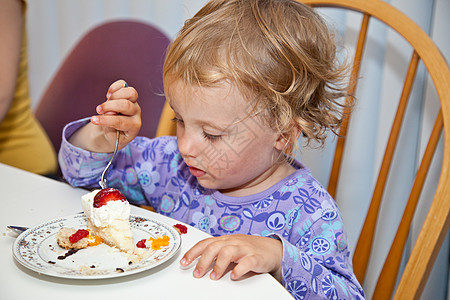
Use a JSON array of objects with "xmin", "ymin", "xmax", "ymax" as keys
[{"xmin": 59, "ymin": 118, "xmax": 364, "ymax": 299}]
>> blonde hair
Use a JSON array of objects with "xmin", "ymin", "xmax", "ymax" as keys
[{"xmin": 163, "ymin": 0, "xmax": 350, "ymax": 154}]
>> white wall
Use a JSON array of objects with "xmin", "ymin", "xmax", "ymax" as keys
[{"xmin": 26, "ymin": 0, "xmax": 208, "ymax": 108}]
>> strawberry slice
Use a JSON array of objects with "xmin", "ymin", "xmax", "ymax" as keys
[
  {"xmin": 93, "ymin": 188, "xmax": 127, "ymax": 208},
  {"xmin": 136, "ymin": 239, "xmax": 147, "ymax": 248},
  {"xmin": 69, "ymin": 229, "xmax": 89, "ymax": 243},
  {"xmin": 173, "ymin": 224, "xmax": 188, "ymax": 234}
]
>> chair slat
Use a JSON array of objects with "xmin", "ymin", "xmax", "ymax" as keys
[
  {"xmin": 393, "ymin": 163, "xmax": 450, "ymax": 299},
  {"xmin": 373, "ymin": 109, "xmax": 444, "ymax": 299},
  {"xmin": 328, "ymin": 13, "xmax": 370, "ymax": 198},
  {"xmin": 300, "ymin": 1, "xmax": 450, "ymax": 298},
  {"xmin": 352, "ymin": 51, "xmax": 420, "ymax": 282},
  {"xmin": 156, "ymin": 101, "xmax": 177, "ymax": 137}
]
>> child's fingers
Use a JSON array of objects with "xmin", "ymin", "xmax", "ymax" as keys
[
  {"xmin": 210, "ymin": 245, "xmax": 243, "ymax": 280},
  {"xmin": 181, "ymin": 237, "xmax": 213, "ymax": 265},
  {"xmin": 230, "ymin": 255, "xmax": 259, "ymax": 280},
  {"xmin": 96, "ymin": 99, "xmax": 141, "ymax": 116},
  {"xmin": 191, "ymin": 243, "xmax": 221, "ymax": 278},
  {"xmin": 91, "ymin": 114, "xmax": 141, "ymax": 133},
  {"xmin": 106, "ymin": 79, "xmax": 129, "ymax": 99},
  {"xmin": 108, "ymin": 85, "xmax": 139, "ymax": 102},
  {"xmin": 185, "ymin": 238, "xmax": 249, "ymax": 280},
  {"xmin": 181, "ymin": 235, "xmax": 283, "ymax": 281},
  {"xmin": 180, "ymin": 238, "xmax": 219, "ymax": 276}
]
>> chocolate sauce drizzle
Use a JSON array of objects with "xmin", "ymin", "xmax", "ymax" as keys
[{"xmin": 57, "ymin": 249, "xmax": 79, "ymax": 260}]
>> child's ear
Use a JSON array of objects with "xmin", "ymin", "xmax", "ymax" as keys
[
  {"xmin": 274, "ymin": 125, "xmax": 302, "ymax": 151},
  {"xmin": 274, "ymin": 135, "xmax": 288, "ymax": 151}
]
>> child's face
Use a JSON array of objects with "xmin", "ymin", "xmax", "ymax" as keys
[{"xmin": 167, "ymin": 80, "xmax": 290, "ymax": 196}]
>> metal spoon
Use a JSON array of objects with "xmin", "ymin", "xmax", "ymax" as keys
[
  {"xmin": 98, "ymin": 82, "xmax": 128, "ymax": 189},
  {"xmin": 7, "ymin": 225, "xmax": 28, "ymax": 234},
  {"xmin": 98, "ymin": 130, "xmax": 119, "ymax": 189}
]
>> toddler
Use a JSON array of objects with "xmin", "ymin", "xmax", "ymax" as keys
[{"xmin": 59, "ymin": 0, "xmax": 365, "ymax": 299}]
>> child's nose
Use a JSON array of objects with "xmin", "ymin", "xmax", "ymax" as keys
[{"xmin": 177, "ymin": 130, "xmax": 199, "ymax": 159}]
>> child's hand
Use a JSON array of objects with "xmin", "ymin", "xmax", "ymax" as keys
[
  {"xmin": 90, "ymin": 80, "xmax": 141, "ymax": 151},
  {"xmin": 180, "ymin": 234, "xmax": 283, "ymax": 281}
]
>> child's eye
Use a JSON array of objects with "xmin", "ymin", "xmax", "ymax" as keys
[
  {"xmin": 202, "ymin": 131, "xmax": 222, "ymax": 142},
  {"xmin": 171, "ymin": 117, "xmax": 184, "ymax": 125}
]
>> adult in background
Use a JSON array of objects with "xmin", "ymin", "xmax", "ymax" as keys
[{"xmin": 0, "ymin": 0, "xmax": 57, "ymax": 176}]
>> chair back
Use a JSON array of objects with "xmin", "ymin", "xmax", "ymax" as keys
[
  {"xmin": 299, "ymin": 0, "xmax": 450, "ymax": 299},
  {"xmin": 35, "ymin": 20, "xmax": 171, "ymax": 152}
]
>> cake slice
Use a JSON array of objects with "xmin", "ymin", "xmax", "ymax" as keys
[{"xmin": 81, "ymin": 188, "xmax": 134, "ymax": 253}]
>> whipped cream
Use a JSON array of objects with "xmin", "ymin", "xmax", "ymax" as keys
[{"xmin": 81, "ymin": 190, "xmax": 131, "ymax": 227}]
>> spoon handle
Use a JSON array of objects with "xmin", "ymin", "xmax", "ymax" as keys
[
  {"xmin": 98, "ymin": 82, "xmax": 128, "ymax": 189},
  {"xmin": 7, "ymin": 225, "xmax": 28, "ymax": 234},
  {"xmin": 99, "ymin": 130, "xmax": 119, "ymax": 189}
]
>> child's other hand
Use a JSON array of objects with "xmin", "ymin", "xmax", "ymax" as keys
[
  {"xmin": 91, "ymin": 79, "xmax": 141, "ymax": 150},
  {"xmin": 180, "ymin": 234, "xmax": 283, "ymax": 281}
]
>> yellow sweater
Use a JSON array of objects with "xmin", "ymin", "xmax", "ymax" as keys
[{"xmin": 0, "ymin": 3, "xmax": 57, "ymax": 175}]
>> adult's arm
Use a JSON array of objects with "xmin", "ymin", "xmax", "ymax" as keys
[{"xmin": 0, "ymin": 0, "xmax": 23, "ymax": 122}]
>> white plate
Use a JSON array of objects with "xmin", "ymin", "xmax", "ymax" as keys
[{"xmin": 12, "ymin": 214, "xmax": 181, "ymax": 279}]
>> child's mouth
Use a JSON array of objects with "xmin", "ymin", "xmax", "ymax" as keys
[{"xmin": 188, "ymin": 166, "xmax": 206, "ymax": 177}]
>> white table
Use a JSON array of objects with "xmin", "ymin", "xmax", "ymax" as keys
[{"xmin": 0, "ymin": 163, "xmax": 293, "ymax": 300}]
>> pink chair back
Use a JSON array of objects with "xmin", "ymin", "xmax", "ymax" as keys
[{"xmin": 35, "ymin": 20, "xmax": 171, "ymax": 153}]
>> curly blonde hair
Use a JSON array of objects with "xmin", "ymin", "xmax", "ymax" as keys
[{"xmin": 163, "ymin": 0, "xmax": 350, "ymax": 154}]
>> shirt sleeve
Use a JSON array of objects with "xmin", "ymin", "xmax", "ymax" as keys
[
  {"xmin": 58, "ymin": 118, "xmax": 111, "ymax": 188},
  {"xmin": 272, "ymin": 198, "xmax": 365, "ymax": 299},
  {"xmin": 58, "ymin": 118, "xmax": 182, "ymax": 206}
]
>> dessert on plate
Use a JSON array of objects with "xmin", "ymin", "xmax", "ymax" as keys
[
  {"xmin": 55, "ymin": 187, "xmax": 174, "ymax": 265},
  {"xmin": 81, "ymin": 188, "xmax": 134, "ymax": 253},
  {"xmin": 56, "ymin": 227, "xmax": 103, "ymax": 249}
]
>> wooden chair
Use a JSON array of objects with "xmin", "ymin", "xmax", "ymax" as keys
[
  {"xmin": 298, "ymin": 0, "xmax": 450, "ymax": 299},
  {"xmin": 155, "ymin": 100, "xmax": 177, "ymax": 137}
]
